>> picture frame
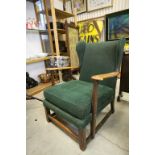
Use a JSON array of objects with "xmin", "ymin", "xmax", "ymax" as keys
[
  {"xmin": 78, "ymin": 19, "xmax": 104, "ymax": 43},
  {"xmin": 105, "ymin": 9, "xmax": 129, "ymax": 41},
  {"xmin": 71, "ymin": 0, "xmax": 87, "ymax": 14},
  {"xmin": 66, "ymin": 24, "xmax": 79, "ymax": 67},
  {"xmin": 87, "ymin": 0, "xmax": 113, "ymax": 12}
]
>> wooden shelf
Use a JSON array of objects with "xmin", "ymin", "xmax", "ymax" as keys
[
  {"xmin": 26, "ymin": 56, "xmax": 51, "ymax": 64},
  {"xmin": 26, "ymin": 82, "xmax": 52, "ymax": 96},
  {"xmin": 27, "ymin": 29, "xmax": 66, "ymax": 34},
  {"xmin": 46, "ymin": 66, "xmax": 79, "ymax": 71},
  {"xmin": 52, "ymin": 29, "xmax": 66, "ymax": 34},
  {"xmin": 54, "ymin": 8, "xmax": 74, "ymax": 19},
  {"xmin": 26, "ymin": 29, "xmax": 47, "ymax": 34},
  {"xmin": 37, "ymin": 9, "xmax": 74, "ymax": 19}
]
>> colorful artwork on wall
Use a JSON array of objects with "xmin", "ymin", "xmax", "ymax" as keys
[
  {"xmin": 106, "ymin": 10, "xmax": 129, "ymax": 41},
  {"xmin": 71, "ymin": 0, "xmax": 87, "ymax": 14},
  {"xmin": 78, "ymin": 20, "xmax": 104, "ymax": 43}
]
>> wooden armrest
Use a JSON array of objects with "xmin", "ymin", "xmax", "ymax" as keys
[{"xmin": 91, "ymin": 72, "xmax": 120, "ymax": 81}]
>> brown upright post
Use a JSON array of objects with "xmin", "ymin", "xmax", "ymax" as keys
[
  {"xmin": 50, "ymin": 0, "xmax": 60, "ymax": 56},
  {"xmin": 43, "ymin": 0, "xmax": 54, "ymax": 55},
  {"xmin": 91, "ymin": 80, "xmax": 98, "ymax": 138},
  {"xmin": 73, "ymin": 8, "xmax": 77, "ymax": 27}
]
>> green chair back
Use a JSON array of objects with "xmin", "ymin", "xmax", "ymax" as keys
[{"xmin": 76, "ymin": 39, "xmax": 125, "ymax": 89}]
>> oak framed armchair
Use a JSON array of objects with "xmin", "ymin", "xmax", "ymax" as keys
[{"xmin": 43, "ymin": 39, "xmax": 125, "ymax": 151}]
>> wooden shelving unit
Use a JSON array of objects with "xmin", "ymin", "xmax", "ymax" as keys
[
  {"xmin": 26, "ymin": 0, "xmax": 53, "ymax": 95},
  {"xmin": 26, "ymin": 0, "xmax": 78, "ymax": 95},
  {"xmin": 26, "ymin": 82, "xmax": 52, "ymax": 96},
  {"xmin": 42, "ymin": 0, "xmax": 77, "ymax": 83}
]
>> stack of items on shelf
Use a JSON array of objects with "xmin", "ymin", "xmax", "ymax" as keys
[{"xmin": 50, "ymin": 56, "xmax": 70, "ymax": 67}]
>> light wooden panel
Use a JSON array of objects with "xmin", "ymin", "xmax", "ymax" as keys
[
  {"xmin": 26, "ymin": 82, "xmax": 52, "ymax": 96},
  {"xmin": 26, "ymin": 56, "xmax": 51, "ymax": 64}
]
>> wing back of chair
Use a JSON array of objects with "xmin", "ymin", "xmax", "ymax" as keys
[
  {"xmin": 76, "ymin": 41, "xmax": 86, "ymax": 70},
  {"xmin": 76, "ymin": 39, "xmax": 125, "ymax": 89}
]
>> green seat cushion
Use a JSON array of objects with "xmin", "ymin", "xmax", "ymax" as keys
[
  {"xmin": 44, "ymin": 80, "xmax": 114, "ymax": 120},
  {"xmin": 43, "ymin": 99, "xmax": 92, "ymax": 129}
]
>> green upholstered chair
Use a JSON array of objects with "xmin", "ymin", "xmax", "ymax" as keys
[{"xmin": 43, "ymin": 39, "xmax": 125, "ymax": 151}]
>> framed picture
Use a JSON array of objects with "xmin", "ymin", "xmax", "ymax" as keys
[
  {"xmin": 87, "ymin": 0, "xmax": 113, "ymax": 12},
  {"xmin": 66, "ymin": 24, "xmax": 79, "ymax": 67},
  {"xmin": 105, "ymin": 10, "xmax": 129, "ymax": 41},
  {"xmin": 78, "ymin": 20, "xmax": 104, "ymax": 43},
  {"xmin": 71, "ymin": 0, "xmax": 87, "ymax": 14}
]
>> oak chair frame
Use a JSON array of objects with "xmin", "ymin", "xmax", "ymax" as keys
[{"xmin": 44, "ymin": 71, "xmax": 119, "ymax": 151}]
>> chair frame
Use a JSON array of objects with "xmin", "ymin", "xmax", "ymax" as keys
[{"xmin": 44, "ymin": 71, "xmax": 119, "ymax": 151}]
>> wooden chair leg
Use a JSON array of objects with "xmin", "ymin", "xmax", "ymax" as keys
[
  {"xmin": 111, "ymin": 100, "xmax": 115, "ymax": 113},
  {"xmin": 79, "ymin": 128, "xmax": 86, "ymax": 151},
  {"xmin": 90, "ymin": 80, "xmax": 98, "ymax": 139},
  {"xmin": 44, "ymin": 106, "xmax": 51, "ymax": 122},
  {"xmin": 90, "ymin": 115, "xmax": 96, "ymax": 139}
]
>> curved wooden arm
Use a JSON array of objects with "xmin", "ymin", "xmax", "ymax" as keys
[{"xmin": 91, "ymin": 72, "xmax": 120, "ymax": 81}]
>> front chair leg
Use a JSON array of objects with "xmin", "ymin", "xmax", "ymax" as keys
[
  {"xmin": 79, "ymin": 128, "xmax": 86, "ymax": 151},
  {"xmin": 111, "ymin": 100, "xmax": 115, "ymax": 113},
  {"xmin": 44, "ymin": 106, "xmax": 51, "ymax": 122},
  {"xmin": 90, "ymin": 115, "xmax": 96, "ymax": 139},
  {"xmin": 90, "ymin": 80, "xmax": 98, "ymax": 139}
]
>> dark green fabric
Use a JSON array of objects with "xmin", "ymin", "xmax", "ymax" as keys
[
  {"xmin": 44, "ymin": 80, "xmax": 114, "ymax": 120},
  {"xmin": 43, "ymin": 40, "xmax": 125, "ymax": 129},
  {"xmin": 116, "ymin": 38, "xmax": 126, "ymax": 71},
  {"xmin": 43, "ymin": 99, "xmax": 92, "ymax": 129},
  {"xmin": 79, "ymin": 39, "xmax": 125, "ymax": 89},
  {"xmin": 76, "ymin": 41, "xmax": 86, "ymax": 70}
]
